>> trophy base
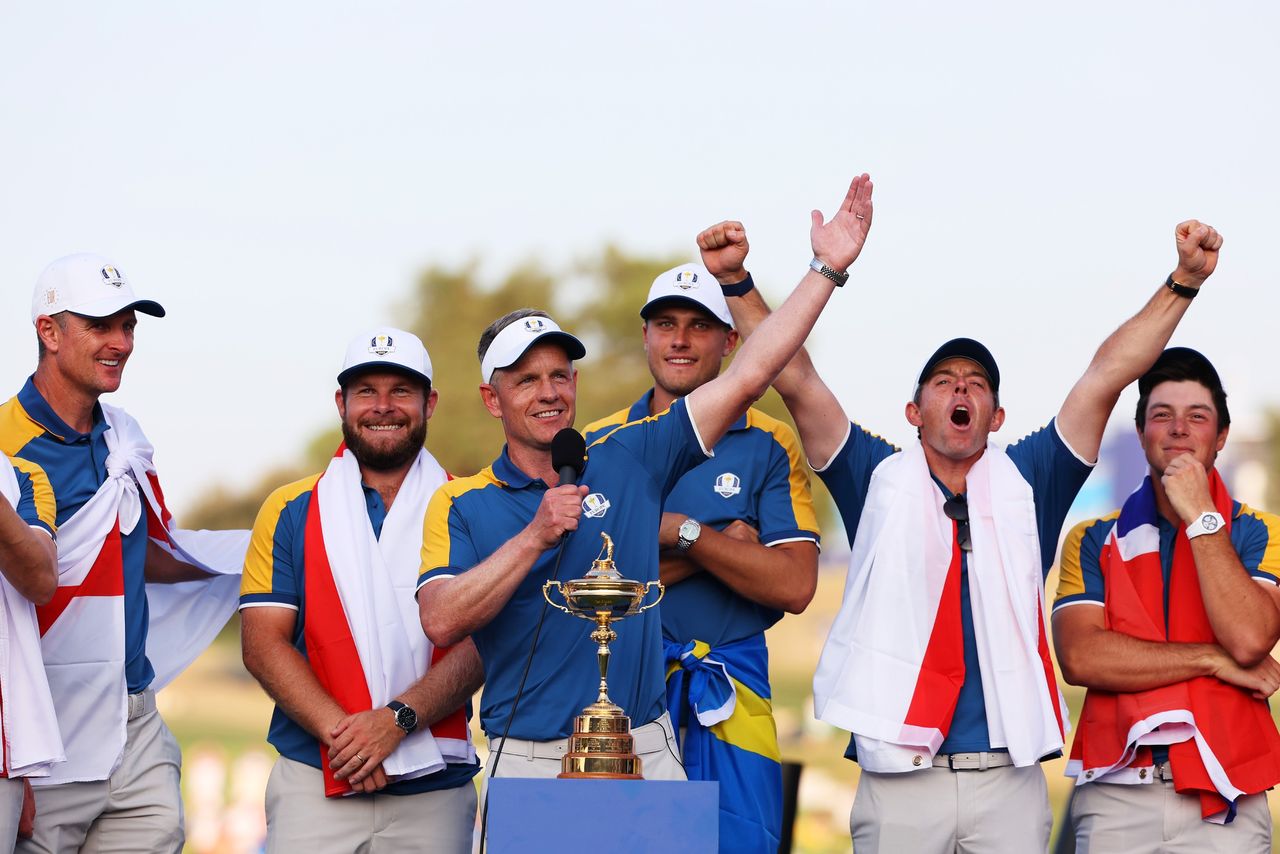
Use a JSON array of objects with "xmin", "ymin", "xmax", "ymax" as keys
[{"xmin": 558, "ymin": 703, "xmax": 643, "ymax": 779}]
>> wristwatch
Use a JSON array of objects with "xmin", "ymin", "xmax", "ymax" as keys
[
  {"xmin": 1186, "ymin": 511, "xmax": 1225, "ymax": 539},
  {"xmin": 387, "ymin": 700, "xmax": 419, "ymax": 735},
  {"xmin": 676, "ymin": 518, "xmax": 702, "ymax": 552},
  {"xmin": 809, "ymin": 257, "xmax": 850, "ymax": 287}
]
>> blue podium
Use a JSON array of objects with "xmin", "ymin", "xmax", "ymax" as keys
[{"xmin": 486, "ymin": 779, "xmax": 719, "ymax": 852}]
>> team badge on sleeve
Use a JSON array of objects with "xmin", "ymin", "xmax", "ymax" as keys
[
  {"xmin": 582, "ymin": 493, "xmax": 611, "ymax": 518},
  {"xmin": 714, "ymin": 473, "xmax": 742, "ymax": 498}
]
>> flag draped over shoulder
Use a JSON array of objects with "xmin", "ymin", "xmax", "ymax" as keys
[{"xmin": 303, "ymin": 444, "xmax": 474, "ymax": 797}]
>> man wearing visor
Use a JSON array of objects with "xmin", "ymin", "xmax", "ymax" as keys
[{"xmin": 417, "ymin": 175, "xmax": 874, "ymax": 780}]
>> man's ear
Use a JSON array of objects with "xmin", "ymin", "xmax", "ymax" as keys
[
  {"xmin": 989, "ymin": 406, "xmax": 1006, "ymax": 433},
  {"xmin": 425, "ymin": 388, "xmax": 440, "ymax": 421},
  {"xmin": 334, "ymin": 388, "xmax": 347, "ymax": 420},
  {"xmin": 905, "ymin": 400, "xmax": 923, "ymax": 428},
  {"xmin": 479, "ymin": 383, "xmax": 503, "ymax": 419}
]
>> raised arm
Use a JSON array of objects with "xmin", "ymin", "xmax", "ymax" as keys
[
  {"xmin": 698, "ymin": 222, "xmax": 852, "ymax": 470},
  {"xmin": 418, "ymin": 483, "xmax": 587, "ymax": 647},
  {"xmin": 685, "ymin": 174, "xmax": 873, "ymax": 453},
  {"xmin": 1055, "ymin": 220, "xmax": 1223, "ymax": 462}
]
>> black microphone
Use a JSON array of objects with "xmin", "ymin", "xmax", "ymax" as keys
[{"xmin": 551, "ymin": 428, "xmax": 586, "ymax": 486}]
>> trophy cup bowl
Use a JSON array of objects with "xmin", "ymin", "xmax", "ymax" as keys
[{"xmin": 542, "ymin": 533, "xmax": 663, "ymax": 779}]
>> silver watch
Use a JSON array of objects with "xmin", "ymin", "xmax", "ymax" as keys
[
  {"xmin": 676, "ymin": 518, "xmax": 702, "ymax": 552},
  {"xmin": 1186, "ymin": 511, "xmax": 1225, "ymax": 539}
]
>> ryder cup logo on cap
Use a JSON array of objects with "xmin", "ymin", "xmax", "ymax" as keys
[
  {"xmin": 479, "ymin": 313, "xmax": 587, "ymax": 383},
  {"xmin": 31, "ymin": 253, "xmax": 166, "ymax": 324},
  {"xmin": 368, "ymin": 334, "xmax": 396, "ymax": 356},
  {"xmin": 338, "ymin": 326, "xmax": 432, "ymax": 387},
  {"xmin": 640, "ymin": 262, "xmax": 733, "ymax": 328}
]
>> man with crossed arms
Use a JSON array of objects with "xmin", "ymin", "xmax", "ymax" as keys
[
  {"xmin": 1054, "ymin": 347, "xmax": 1280, "ymax": 852},
  {"xmin": 583, "ymin": 265, "xmax": 819, "ymax": 851},
  {"xmin": 1, "ymin": 453, "xmax": 59, "ymax": 853},
  {"xmin": 418, "ymin": 174, "xmax": 873, "ymax": 781},
  {"xmin": 697, "ymin": 215, "xmax": 1222, "ymax": 852},
  {"xmin": 240, "ymin": 328, "xmax": 483, "ymax": 853}
]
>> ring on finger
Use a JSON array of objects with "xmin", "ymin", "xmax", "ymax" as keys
[{"xmin": 355, "ymin": 753, "xmax": 366, "ymax": 763}]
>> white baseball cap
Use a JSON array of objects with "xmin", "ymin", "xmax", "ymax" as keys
[
  {"xmin": 479, "ymin": 314, "xmax": 586, "ymax": 383},
  {"xmin": 338, "ymin": 327, "xmax": 433, "ymax": 388},
  {"xmin": 640, "ymin": 263, "xmax": 733, "ymax": 329},
  {"xmin": 31, "ymin": 253, "xmax": 165, "ymax": 323}
]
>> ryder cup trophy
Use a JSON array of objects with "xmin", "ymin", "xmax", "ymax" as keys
[{"xmin": 542, "ymin": 533, "xmax": 664, "ymax": 778}]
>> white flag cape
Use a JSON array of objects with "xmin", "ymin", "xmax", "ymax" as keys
[
  {"xmin": 34, "ymin": 404, "xmax": 247, "ymax": 785},
  {"xmin": 0, "ymin": 454, "xmax": 64, "ymax": 778},
  {"xmin": 313, "ymin": 445, "xmax": 475, "ymax": 778}
]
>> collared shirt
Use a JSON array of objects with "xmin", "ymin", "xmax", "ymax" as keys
[
  {"xmin": 820, "ymin": 418, "xmax": 1092, "ymax": 756},
  {"xmin": 1054, "ymin": 493, "xmax": 1280, "ymax": 765},
  {"xmin": 0, "ymin": 376, "xmax": 153, "ymax": 693},
  {"xmin": 418, "ymin": 397, "xmax": 707, "ymax": 741},
  {"xmin": 239, "ymin": 473, "xmax": 477, "ymax": 794},
  {"xmin": 583, "ymin": 390, "xmax": 820, "ymax": 647}
]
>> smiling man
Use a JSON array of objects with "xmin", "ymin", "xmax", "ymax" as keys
[
  {"xmin": 5, "ymin": 253, "xmax": 234, "ymax": 854},
  {"xmin": 417, "ymin": 174, "xmax": 875, "ymax": 782},
  {"xmin": 1053, "ymin": 348, "xmax": 1280, "ymax": 853},
  {"xmin": 697, "ymin": 218, "xmax": 1224, "ymax": 853},
  {"xmin": 239, "ymin": 328, "xmax": 483, "ymax": 854},
  {"xmin": 582, "ymin": 265, "xmax": 819, "ymax": 852}
]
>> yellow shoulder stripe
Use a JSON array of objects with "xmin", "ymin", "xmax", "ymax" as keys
[
  {"xmin": 745, "ymin": 409, "xmax": 820, "ymax": 536},
  {"xmin": 241, "ymin": 473, "xmax": 321, "ymax": 597}
]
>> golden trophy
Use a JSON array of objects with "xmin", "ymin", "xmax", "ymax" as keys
[{"xmin": 542, "ymin": 533, "xmax": 664, "ymax": 779}]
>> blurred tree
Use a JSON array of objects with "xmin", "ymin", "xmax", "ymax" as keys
[
  {"xmin": 184, "ymin": 247, "xmax": 837, "ymax": 537},
  {"xmin": 1265, "ymin": 409, "xmax": 1280, "ymax": 512}
]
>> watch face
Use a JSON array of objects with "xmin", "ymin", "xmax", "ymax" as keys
[
  {"xmin": 396, "ymin": 706, "xmax": 417, "ymax": 731},
  {"xmin": 679, "ymin": 519, "xmax": 700, "ymax": 540},
  {"xmin": 1201, "ymin": 514, "xmax": 1220, "ymax": 532}
]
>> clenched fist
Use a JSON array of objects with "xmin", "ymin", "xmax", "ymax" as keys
[
  {"xmin": 1172, "ymin": 220, "xmax": 1223, "ymax": 287},
  {"xmin": 698, "ymin": 221, "xmax": 751, "ymax": 285}
]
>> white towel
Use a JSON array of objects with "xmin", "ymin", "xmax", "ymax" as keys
[
  {"xmin": 813, "ymin": 441, "xmax": 1066, "ymax": 772},
  {"xmin": 315, "ymin": 446, "xmax": 475, "ymax": 777}
]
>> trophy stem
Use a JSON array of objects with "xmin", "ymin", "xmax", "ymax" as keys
[{"xmin": 593, "ymin": 616, "xmax": 616, "ymax": 707}]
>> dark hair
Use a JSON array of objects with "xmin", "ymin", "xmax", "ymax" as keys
[
  {"xmin": 1135, "ymin": 347, "xmax": 1230, "ymax": 431},
  {"xmin": 477, "ymin": 308, "xmax": 552, "ymax": 365}
]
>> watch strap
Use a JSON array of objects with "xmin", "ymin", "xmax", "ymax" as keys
[
  {"xmin": 809, "ymin": 257, "xmax": 849, "ymax": 287},
  {"xmin": 1165, "ymin": 273, "xmax": 1200, "ymax": 300},
  {"xmin": 719, "ymin": 273, "xmax": 756, "ymax": 298},
  {"xmin": 1186, "ymin": 511, "xmax": 1225, "ymax": 539}
]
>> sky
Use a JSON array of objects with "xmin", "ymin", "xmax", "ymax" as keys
[{"xmin": 2, "ymin": 2, "xmax": 1277, "ymax": 514}]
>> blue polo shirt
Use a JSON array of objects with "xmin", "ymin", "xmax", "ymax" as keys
[
  {"xmin": 0, "ymin": 377, "xmax": 153, "ymax": 693},
  {"xmin": 239, "ymin": 473, "xmax": 477, "ymax": 794},
  {"xmin": 583, "ymin": 391, "xmax": 820, "ymax": 647},
  {"xmin": 418, "ymin": 397, "xmax": 707, "ymax": 741},
  {"xmin": 1055, "ymin": 495, "xmax": 1280, "ymax": 765},
  {"xmin": 820, "ymin": 418, "xmax": 1092, "ymax": 757}
]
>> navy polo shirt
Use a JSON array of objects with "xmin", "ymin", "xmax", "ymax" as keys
[
  {"xmin": 419, "ymin": 397, "xmax": 707, "ymax": 741},
  {"xmin": 583, "ymin": 391, "xmax": 820, "ymax": 647},
  {"xmin": 820, "ymin": 418, "xmax": 1092, "ymax": 756},
  {"xmin": 0, "ymin": 377, "xmax": 153, "ymax": 693},
  {"xmin": 239, "ymin": 473, "xmax": 477, "ymax": 794}
]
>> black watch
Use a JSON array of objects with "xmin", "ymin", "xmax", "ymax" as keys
[{"xmin": 387, "ymin": 700, "xmax": 418, "ymax": 735}]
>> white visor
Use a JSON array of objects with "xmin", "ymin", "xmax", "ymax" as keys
[{"xmin": 480, "ymin": 315, "xmax": 586, "ymax": 383}]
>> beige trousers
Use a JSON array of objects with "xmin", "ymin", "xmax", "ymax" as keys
[
  {"xmin": 264, "ymin": 756, "xmax": 476, "ymax": 854},
  {"xmin": 17, "ymin": 693, "xmax": 183, "ymax": 854},
  {"xmin": 851, "ymin": 763, "xmax": 1052, "ymax": 854},
  {"xmin": 1071, "ymin": 778, "xmax": 1271, "ymax": 854},
  {"xmin": 1, "ymin": 778, "xmax": 22, "ymax": 854}
]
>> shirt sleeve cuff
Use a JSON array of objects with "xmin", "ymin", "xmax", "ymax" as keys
[
  {"xmin": 238, "ymin": 592, "xmax": 298, "ymax": 611},
  {"xmin": 416, "ymin": 567, "xmax": 458, "ymax": 593}
]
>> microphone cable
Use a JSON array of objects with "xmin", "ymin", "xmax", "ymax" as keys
[{"xmin": 479, "ymin": 428, "xmax": 585, "ymax": 853}]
